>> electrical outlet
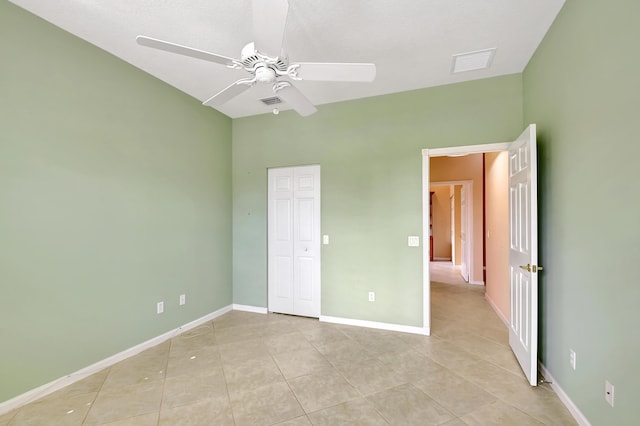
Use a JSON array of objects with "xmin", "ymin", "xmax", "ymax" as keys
[
  {"xmin": 157, "ymin": 301, "xmax": 164, "ymax": 314},
  {"xmin": 408, "ymin": 236, "xmax": 420, "ymax": 247},
  {"xmin": 179, "ymin": 294, "xmax": 186, "ymax": 306},
  {"xmin": 605, "ymin": 381, "xmax": 614, "ymax": 407},
  {"xmin": 323, "ymin": 235, "xmax": 329, "ymax": 245},
  {"xmin": 368, "ymin": 292, "xmax": 375, "ymax": 302},
  {"xmin": 569, "ymin": 349, "xmax": 576, "ymax": 370}
]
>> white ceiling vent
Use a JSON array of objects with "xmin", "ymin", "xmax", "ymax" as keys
[
  {"xmin": 260, "ymin": 96, "xmax": 283, "ymax": 106},
  {"xmin": 451, "ymin": 48, "xmax": 496, "ymax": 73}
]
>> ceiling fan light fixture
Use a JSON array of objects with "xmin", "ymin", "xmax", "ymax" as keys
[
  {"xmin": 451, "ymin": 48, "xmax": 496, "ymax": 73},
  {"xmin": 255, "ymin": 65, "xmax": 276, "ymax": 83}
]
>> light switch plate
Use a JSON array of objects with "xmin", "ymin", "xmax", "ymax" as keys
[
  {"xmin": 408, "ymin": 236, "xmax": 420, "ymax": 247},
  {"xmin": 323, "ymin": 235, "xmax": 329, "ymax": 245}
]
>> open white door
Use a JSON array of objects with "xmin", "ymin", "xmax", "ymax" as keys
[{"xmin": 508, "ymin": 124, "xmax": 540, "ymax": 386}]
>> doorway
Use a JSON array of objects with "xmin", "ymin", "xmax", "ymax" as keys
[
  {"xmin": 421, "ymin": 142, "xmax": 510, "ymax": 336},
  {"xmin": 430, "ymin": 181, "xmax": 473, "ymax": 283},
  {"xmin": 267, "ymin": 165, "xmax": 321, "ymax": 318},
  {"xmin": 422, "ymin": 125, "xmax": 540, "ymax": 386}
]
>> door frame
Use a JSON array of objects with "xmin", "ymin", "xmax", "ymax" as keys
[
  {"xmin": 422, "ymin": 143, "xmax": 510, "ymax": 335},
  {"xmin": 430, "ymin": 180, "xmax": 473, "ymax": 281},
  {"xmin": 450, "ymin": 192, "xmax": 456, "ymax": 265}
]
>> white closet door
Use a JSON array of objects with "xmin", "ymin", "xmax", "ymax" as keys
[
  {"xmin": 268, "ymin": 165, "xmax": 321, "ymax": 317},
  {"xmin": 268, "ymin": 168, "xmax": 295, "ymax": 315}
]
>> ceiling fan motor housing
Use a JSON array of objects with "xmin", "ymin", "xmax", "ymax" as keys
[{"xmin": 240, "ymin": 42, "xmax": 288, "ymax": 83}]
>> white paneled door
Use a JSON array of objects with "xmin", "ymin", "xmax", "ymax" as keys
[
  {"xmin": 268, "ymin": 165, "xmax": 321, "ymax": 318},
  {"xmin": 508, "ymin": 124, "xmax": 539, "ymax": 386}
]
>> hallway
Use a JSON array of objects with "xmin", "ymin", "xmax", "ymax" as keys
[{"xmin": 429, "ymin": 261, "xmax": 468, "ymax": 286}]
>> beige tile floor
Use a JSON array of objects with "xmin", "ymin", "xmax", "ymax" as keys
[{"xmin": 0, "ymin": 264, "xmax": 576, "ymax": 425}]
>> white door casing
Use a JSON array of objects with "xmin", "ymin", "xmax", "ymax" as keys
[
  {"xmin": 450, "ymin": 193, "xmax": 456, "ymax": 264},
  {"xmin": 508, "ymin": 124, "xmax": 539, "ymax": 386},
  {"xmin": 268, "ymin": 165, "xmax": 321, "ymax": 318},
  {"xmin": 431, "ymin": 180, "xmax": 473, "ymax": 277},
  {"xmin": 460, "ymin": 186, "xmax": 470, "ymax": 282}
]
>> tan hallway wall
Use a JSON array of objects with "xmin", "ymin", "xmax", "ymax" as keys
[{"xmin": 484, "ymin": 152, "xmax": 510, "ymax": 321}]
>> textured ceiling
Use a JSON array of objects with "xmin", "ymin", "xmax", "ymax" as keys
[{"xmin": 9, "ymin": 0, "xmax": 565, "ymax": 118}]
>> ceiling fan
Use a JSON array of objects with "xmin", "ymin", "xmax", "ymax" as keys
[{"xmin": 136, "ymin": 0, "xmax": 376, "ymax": 117}]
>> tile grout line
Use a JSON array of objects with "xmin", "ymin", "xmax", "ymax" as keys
[
  {"xmin": 80, "ymin": 366, "xmax": 110, "ymax": 425},
  {"xmin": 154, "ymin": 340, "xmax": 172, "ymax": 426},
  {"xmin": 217, "ymin": 336, "xmax": 239, "ymax": 426},
  {"xmin": 269, "ymin": 345, "xmax": 308, "ymax": 424},
  {"xmin": 308, "ymin": 330, "xmax": 394, "ymax": 425}
]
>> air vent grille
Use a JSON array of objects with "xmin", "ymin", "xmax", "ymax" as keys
[
  {"xmin": 260, "ymin": 96, "xmax": 282, "ymax": 105},
  {"xmin": 451, "ymin": 48, "xmax": 496, "ymax": 73}
]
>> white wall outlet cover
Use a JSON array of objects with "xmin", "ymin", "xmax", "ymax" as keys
[
  {"xmin": 323, "ymin": 235, "xmax": 329, "ymax": 244},
  {"xmin": 368, "ymin": 291, "xmax": 375, "ymax": 302},
  {"xmin": 179, "ymin": 294, "xmax": 186, "ymax": 305},
  {"xmin": 605, "ymin": 381, "xmax": 614, "ymax": 407},
  {"xmin": 408, "ymin": 236, "xmax": 420, "ymax": 247}
]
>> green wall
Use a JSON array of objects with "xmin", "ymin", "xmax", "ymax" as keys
[
  {"xmin": 0, "ymin": 3, "xmax": 232, "ymax": 402},
  {"xmin": 523, "ymin": 0, "xmax": 640, "ymax": 423},
  {"xmin": 232, "ymin": 75, "xmax": 523, "ymax": 327}
]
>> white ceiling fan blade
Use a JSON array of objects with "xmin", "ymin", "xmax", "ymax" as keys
[
  {"xmin": 294, "ymin": 63, "xmax": 377, "ymax": 82},
  {"xmin": 252, "ymin": 0, "xmax": 289, "ymax": 57},
  {"xmin": 137, "ymin": 36, "xmax": 238, "ymax": 66},
  {"xmin": 203, "ymin": 80, "xmax": 253, "ymax": 107},
  {"xmin": 276, "ymin": 84, "xmax": 318, "ymax": 117}
]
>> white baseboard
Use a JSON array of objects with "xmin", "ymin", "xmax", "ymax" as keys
[
  {"xmin": 485, "ymin": 294, "xmax": 509, "ymax": 327},
  {"xmin": 484, "ymin": 299, "xmax": 589, "ymax": 426},
  {"xmin": 320, "ymin": 315, "xmax": 428, "ymax": 335},
  {"xmin": 0, "ymin": 304, "xmax": 233, "ymax": 416},
  {"xmin": 232, "ymin": 304, "xmax": 268, "ymax": 314},
  {"xmin": 538, "ymin": 362, "xmax": 591, "ymax": 426},
  {"xmin": 469, "ymin": 280, "xmax": 485, "ymax": 286}
]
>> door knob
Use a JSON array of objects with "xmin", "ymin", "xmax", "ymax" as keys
[{"xmin": 519, "ymin": 264, "xmax": 543, "ymax": 273}]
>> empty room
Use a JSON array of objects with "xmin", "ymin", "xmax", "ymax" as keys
[{"xmin": 1, "ymin": 0, "xmax": 638, "ymax": 425}]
